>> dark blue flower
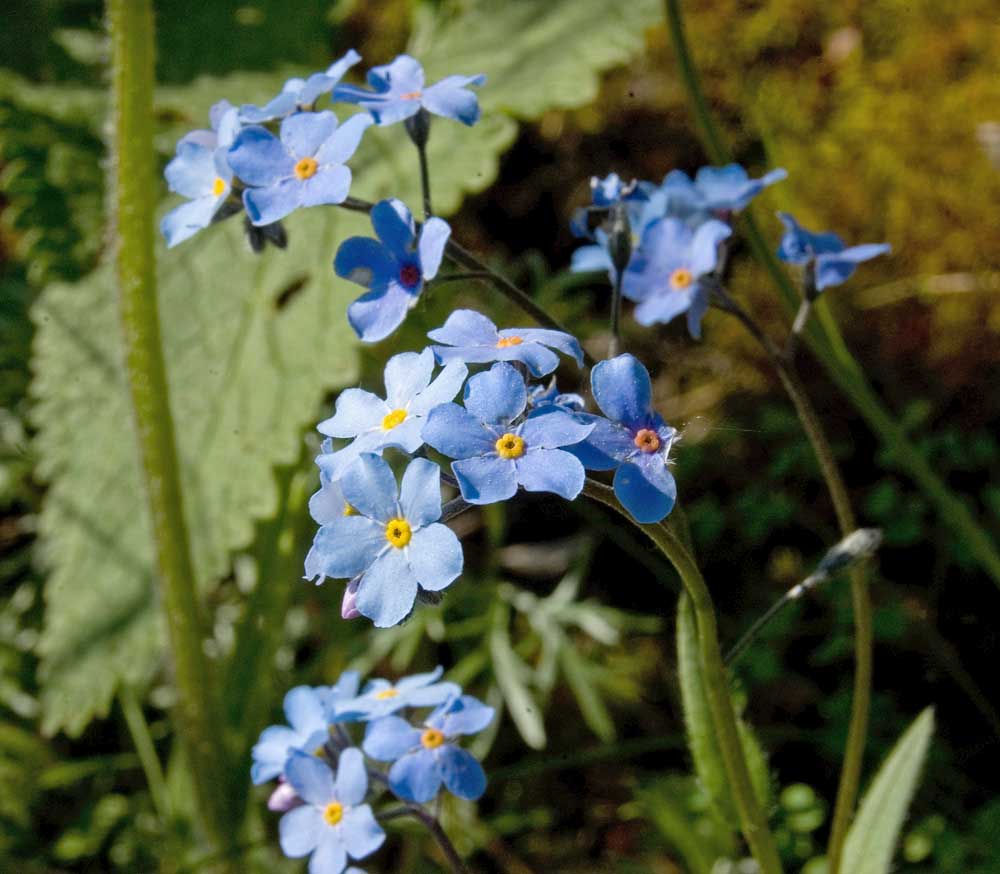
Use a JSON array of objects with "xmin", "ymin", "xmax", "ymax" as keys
[
  {"xmin": 334, "ymin": 199, "xmax": 451, "ymax": 342},
  {"xmin": 571, "ymin": 354, "xmax": 678, "ymax": 524},
  {"xmin": 776, "ymin": 212, "xmax": 890, "ymax": 291},
  {"xmin": 279, "ymin": 748, "xmax": 384, "ymax": 874},
  {"xmin": 161, "ymin": 100, "xmax": 241, "ymax": 247},
  {"xmin": 363, "ymin": 695, "xmax": 494, "ymax": 803},
  {"xmin": 228, "ymin": 110, "xmax": 372, "ymax": 226},
  {"xmin": 428, "ymin": 309, "xmax": 584, "ymax": 377},
  {"xmin": 335, "ymin": 666, "xmax": 460, "ymax": 722},
  {"xmin": 422, "ymin": 362, "xmax": 593, "ymax": 504},
  {"xmin": 622, "ymin": 217, "xmax": 731, "ymax": 337},
  {"xmin": 334, "ymin": 54, "xmax": 486, "ymax": 127},
  {"xmin": 240, "ymin": 50, "xmax": 361, "ymax": 123},
  {"xmin": 304, "ymin": 455, "xmax": 463, "ymax": 628}
]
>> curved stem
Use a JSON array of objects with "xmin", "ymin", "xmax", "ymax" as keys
[
  {"xmin": 582, "ymin": 480, "xmax": 783, "ymax": 874},
  {"xmin": 387, "ymin": 805, "xmax": 470, "ymax": 874}
]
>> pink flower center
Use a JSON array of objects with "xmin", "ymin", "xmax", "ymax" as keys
[{"xmin": 399, "ymin": 264, "xmax": 421, "ymax": 288}]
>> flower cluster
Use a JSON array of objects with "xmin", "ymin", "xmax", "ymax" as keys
[{"xmin": 252, "ymin": 667, "xmax": 493, "ymax": 874}]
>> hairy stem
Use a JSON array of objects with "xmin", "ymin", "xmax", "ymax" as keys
[
  {"xmin": 582, "ymin": 480, "xmax": 783, "ymax": 874},
  {"xmin": 108, "ymin": 0, "xmax": 238, "ymax": 854}
]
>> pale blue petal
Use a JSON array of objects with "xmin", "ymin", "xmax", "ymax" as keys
[
  {"xmin": 515, "ymin": 448, "xmax": 585, "ymax": 500},
  {"xmin": 334, "ymin": 747, "xmax": 368, "ymax": 806},
  {"xmin": 407, "ymin": 523, "xmax": 462, "ymax": 591},
  {"xmin": 161, "ymin": 196, "xmax": 220, "ymax": 248},
  {"xmin": 394, "ymin": 666, "xmax": 443, "ymax": 691},
  {"xmin": 453, "ymin": 455, "xmax": 518, "ymax": 504},
  {"xmin": 408, "ymin": 359, "xmax": 468, "ymax": 416},
  {"xmin": 309, "ymin": 516, "xmax": 385, "ymax": 580},
  {"xmin": 280, "ymin": 805, "xmax": 324, "ymax": 857},
  {"xmin": 438, "ymin": 745, "xmax": 487, "ymax": 800},
  {"xmin": 613, "ymin": 461, "xmax": 675, "ymax": 523},
  {"xmin": 688, "ymin": 219, "xmax": 732, "ymax": 277},
  {"xmin": 388, "ymin": 749, "xmax": 442, "ymax": 803},
  {"xmin": 340, "ymin": 805, "xmax": 385, "ymax": 860},
  {"xmin": 398, "ymin": 457, "xmax": 442, "ymax": 527},
  {"xmin": 398, "ymin": 681, "xmax": 461, "ymax": 707},
  {"xmin": 422, "ymin": 403, "xmax": 495, "ymax": 458},
  {"xmin": 570, "ymin": 415, "xmax": 634, "ymax": 469},
  {"xmin": 317, "ymin": 389, "xmax": 386, "ymax": 438},
  {"xmin": 251, "ymin": 725, "xmax": 299, "ymax": 784},
  {"xmin": 165, "ymin": 143, "xmax": 216, "ymax": 198},
  {"xmin": 284, "ymin": 686, "xmax": 327, "ymax": 735},
  {"xmin": 243, "ymin": 180, "xmax": 301, "ymax": 226},
  {"xmin": 591, "ymin": 354, "xmax": 652, "ymax": 426},
  {"xmin": 228, "ymin": 126, "xmax": 294, "ymax": 186},
  {"xmin": 432, "ymin": 695, "xmax": 495, "ymax": 736},
  {"xmin": 571, "ymin": 243, "xmax": 614, "ymax": 275},
  {"xmin": 463, "ymin": 362, "xmax": 526, "ymax": 424},
  {"xmin": 356, "ymin": 549, "xmax": 420, "ymax": 628},
  {"xmin": 363, "ymin": 717, "xmax": 421, "ymax": 760},
  {"xmin": 324, "ymin": 49, "xmax": 363, "ymax": 82},
  {"xmin": 280, "ymin": 111, "xmax": 338, "ymax": 159},
  {"xmin": 286, "ymin": 751, "xmax": 336, "ymax": 806},
  {"xmin": 686, "ymin": 286, "xmax": 711, "ymax": 339},
  {"xmin": 308, "ymin": 836, "xmax": 347, "ymax": 874},
  {"xmin": 427, "ymin": 309, "xmax": 497, "ymax": 346},
  {"xmin": 514, "ymin": 329, "xmax": 584, "ymax": 367},
  {"xmin": 495, "ymin": 342, "xmax": 560, "ymax": 377},
  {"xmin": 634, "ymin": 288, "xmax": 695, "ymax": 327},
  {"xmin": 384, "ymin": 349, "xmax": 434, "ymax": 408},
  {"xmin": 347, "ymin": 282, "xmax": 414, "ymax": 343},
  {"xmin": 315, "ymin": 113, "xmax": 373, "ymax": 165},
  {"xmin": 299, "ymin": 165, "xmax": 352, "ymax": 207},
  {"xmin": 520, "ymin": 409, "xmax": 592, "ymax": 449},
  {"xmin": 417, "ymin": 217, "xmax": 451, "ymax": 278},
  {"xmin": 339, "ymin": 454, "xmax": 398, "ymax": 522},
  {"xmin": 380, "ymin": 416, "xmax": 424, "ymax": 453},
  {"xmin": 367, "ymin": 54, "xmax": 425, "ymax": 93}
]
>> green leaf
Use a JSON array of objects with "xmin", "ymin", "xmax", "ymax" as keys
[
  {"xmin": 489, "ymin": 605, "xmax": 546, "ymax": 750},
  {"xmin": 635, "ymin": 779, "xmax": 720, "ymax": 874},
  {"xmin": 557, "ymin": 636, "xmax": 616, "ymax": 743},
  {"xmin": 842, "ymin": 707, "xmax": 935, "ymax": 874}
]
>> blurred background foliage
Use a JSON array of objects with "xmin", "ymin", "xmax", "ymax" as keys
[{"xmin": 1, "ymin": 0, "xmax": 999, "ymax": 871}]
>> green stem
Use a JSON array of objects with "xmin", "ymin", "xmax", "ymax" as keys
[
  {"xmin": 582, "ymin": 480, "xmax": 783, "ymax": 874},
  {"xmin": 108, "ymin": 0, "xmax": 237, "ymax": 854},
  {"xmin": 119, "ymin": 688, "xmax": 171, "ymax": 824}
]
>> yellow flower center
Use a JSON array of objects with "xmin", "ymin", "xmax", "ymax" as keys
[
  {"xmin": 323, "ymin": 801, "xmax": 344, "ymax": 826},
  {"xmin": 634, "ymin": 428, "xmax": 661, "ymax": 453},
  {"xmin": 421, "ymin": 728, "xmax": 445, "ymax": 749},
  {"xmin": 495, "ymin": 433, "xmax": 525, "ymax": 459},
  {"xmin": 382, "ymin": 408, "xmax": 407, "ymax": 430},
  {"xmin": 343, "ymin": 502, "xmax": 358, "ymax": 516},
  {"xmin": 496, "ymin": 336, "xmax": 523, "ymax": 348},
  {"xmin": 385, "ymin": 518, "xmax": 412, "ymax": 548},
  {"xmin": 294, "ymin": 156, "xmax": 319, "ymax": 180},
  {"xmin": 400, "ymin": 90, "xmax": 423, "ymax": 100},
  {"xmin": 374, "ymin": 687, "xmax": 399, "ymax": 700},
  {"xmin": 211, "ymin": 176, "xmax": 227, "ymax": 197},
  {"xmin": 669, "ymin": 267, "xmax": 693, "ymax": 290}
]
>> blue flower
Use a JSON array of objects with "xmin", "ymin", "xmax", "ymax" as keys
[
  {"xmin": 570, "ymin": 185, "xmax": 663, "ymax": 281},
  {"xmin": 363, "ymin": 695, "xmax": 494, "ymax": 803},
  {"xmin": 570, "ymin": 172, "xmax": 647, "ymax": 238},
  {"xmin": 240, "ymin": 50, "xmax": 362, "ymax": 123},
  {"xmin": 622, "ymin": 217, "xmax": 731, "ymax": 337},
  {"xmin": 161, "ymin": 100, "xmax": 241, "ymax": 247},
  {"xmin": 334, "ymin": 54, "xmax": 486, "ymax": 127},
  {"xmin": 422, "ymin": 362, "xmax": 593, "ymax": 504},
  {"xmin": 691, "ymin": 164, "xmax": 787, "ymax": 213},
  {"xmin": 334, "ymin": 199, "xmax": 451, "ymax": 342},
  {"xmin": 315, "ymin": 349, "xmax": 467, "ymax": 480},
  {"xmin": 776, "ymin": 212, "xmax": 891, "ymax": 291},
  {"xmin": 527, "ymin": 381, "xmax": 586, "ymax": 416},
  {"xmin": 335, "ymin": 666, "xmax": 460, "ymax": 722},
  {"xmin": 571, "ymin": 355, "xmax": 678, "ymax": 524},
  {"xmin": 304, "ymin": 455, "xmax": 463, "ymax": 628},
  {"xmin": 279, "ymin": 748, "xmax": 385, "ymax": 874},
  {"xmin": 228, "ymin": 110, "xmax": 372, "ymax": 226},
  {"xmin": 428, "ymin": 309, "xmax": 584, "ymax": 377}
]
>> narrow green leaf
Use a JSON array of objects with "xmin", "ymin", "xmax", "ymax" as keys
[
  {"xmin": 635, "ymin": 780, "xmax": 719, "ymax": 874},
  {"xmin": 558, "ymin": 637, "xmax": 616, "ymax": 742},
  {"xmin": 842, "ymin": 707, "xmax": 935, "ymax": 874},
  {"xmin": 489, "ymin": 605, "xmax": 546, "ymax": 750}
]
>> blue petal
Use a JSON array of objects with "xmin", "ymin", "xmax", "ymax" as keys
[
  {"xmin": 634, "ymin": 287, "xmax": 695, "ymax": 327},
  {"xmin": 315, "ymin": 114, "xmax": 373, "ymax": 165},
  {"xmin": 340, "ymin": 805, "xmax": 385, "ymax": 860},
  {"xmin": 371, "ymin": 198, "xmax": 416, "ymax": 257},
  {"xmin": 324, "ymin": 49, "xmax": 363, "ymax": 83},
  {"xmin": 407, "ymin": 523, "xmax": 463, "ymax": 591},
  {"xmin": 388, "ymin": 749, "xmax": 442, "ymax": 803},
  {"xmin": 422, "ymin": 403, "xmax": 495, "ymax": 458},
  {"xmin": 333, "ymin": 747, "xmax": 368, "ymax": 806},
  {"xmin": 613, "ymin": 461, "xmax": 676, "ymax": 523},
  {"xmin": 356, "ymin": 549, "xmax": 419, "ymax": 627},
  {"xmin": 284, "ymin": 686, "xmax": 327, "ymax": 735},
  {"xmin": 364, "ymin": 96, "xmax": 422, "ymax": 126},
  {"xmin": 685, "ymin": 285, "xmax": 711, "ymax": 339},
  {"xmin": 494, "ymin": 341, "xmax": 560, "ymax": 376},
  {"xmin": 380, "ymin": 416, "xmax": 424, "ymax": 454},
  {"xmin": 570, "ymin": 415, "xmax": 634, "ymax": 469},
  {"xmin": 591, "ymin": 354, "xmax": 652, "ymax": 426},
  {"xmin": 408, "ymin": 359, "xmax": 468, "ymax": 416},
  {"xmin": 396, "ymin": 680, "xmax": 460, "ymax": 707},
  {"xmin": 161, "ymin": 196, "xmax": 220, "ymax": 248},
  {"xmin": 339, "ymin": 453, "xmax": 399, "ymax": 522},
  {"xmin": 308, "ymin": 835, "xmax": 348, "ymax": 874},
  {"xmin": 243, "ymin": 179, "xmax": 301, "ymax": 226},
  {"xmin": 417, "ymin": 217, "xmax": 451, "ymax": 279},
  {"xmin": 431, "ymin": 695, "xmax": 495, "ymax": 736},
  {"xmin": 347, "ymin": 282, "xmax": 414, "ymax": 343},
  {"xmin": 515, "ymin": 448, "xmax": 585, "ymax": 500},
  {"xmin": 299, "ymin": 165, "xmax": 352, "ymax": 207},
  {"xmin": 463, "ymin": 362, "xmax": 526, "ymax": 425},
  {"xmin": 228, "ymin": 126, "xmax": 293, "ymax": 186},
  {"xmin": 285, "ymin": 750, "xmax": 336, "ymax": 806},
  {"xmin": 571, "ymin": 243, "xmax": 614, "ymax": 275},
  {"xmin": 251, "ymin": 725, "xmax": 299, "ymax": 784},
  {"xmin": 453, "ymin": 455, "xmax": 518, "ymax": 504},
  {"xmin": 438, "ymin": 745, "xmax": 487, "ymax": 800},
  {"xmin": 308, "ymin": 516, "xmax": 386, "ymax": 580},
  {"xmin": 165, "ymin": 142, "xmax": 216, "ymax": 198},
  {"xmin": 427, "ymin": 309, "xmax": 496, "ymax": 346},
  {"xmin": 317, "ymin": 388, "xmax": 386, "ymax": 438},
  {"xmin": 688, "ymin": 219, "xmax": 732, "ymax": 277},
  {"xmin": 421, "ymin": 75, "xmax": 486, "ymax": 125},
  {"xmin": 334, "ymin": 237, "xmax": 397, "ymax": 289},
  {"xmin": 280, "ymin": 805, "xmax": 324, "ymax": 857},
  {"xmin": 515, "ymin": 328, "xmax": 585, "ymax": 367},
  {"xmin": 384, "ymin": 349, "xmax": 433, "ymax": 409},
  {"xmin": 520, "ymin": 409, "xmax": 593, "ymax": 449},
  {"xmin": 367, "ymin": 54, "xmax": 425, "ymax": 94},
  {"xmin": 398, "ymin": 457, "xmax": 443, "ymax": 527},
  {"xmin": 280, "ymin": 111, "xmax": 338, "ymax": 158},
  {"xmin": 363, "ymin": 716, "xmax": 421, "ymax": 761},
  {"xmin": 814, "ymin": 244, "xmax": 890, "ymax": 291}
]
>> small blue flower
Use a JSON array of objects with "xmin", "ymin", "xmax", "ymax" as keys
[
  {"xmin": 315, "ymin": 349, "xmax": 467, "ymax": 480},
  {"xmin": 279, "ymin": 748, "xmax": 385, "ymax": 874},
  {"xmin": 228, "ymin": 110, "xmax": 372, "ymax": 226},
  {"xmin": 570, "ymin": 172, "xmax": 647, "ymax": 238},
  {"xmin": 161, "ymin": 100, "xmax": 241, "ymax": 247},
  {"xmin": 304, "ymin": 455, "xmax": 463, "ymax": 628},
  {"xmin": 428, "ymin": 309, "xmax": 584, "ymax": 377},
  {"xmin": 570, "ymin": 184, "xmax": 663, "ymax": 281},
  {"xmin": 335, "ymin": 666, "xmax": 460, "ymax": 722},
  {"xmin": 335, "ymin": 199, "xmax": 451, "ymax": 342},
  {"xmin": 334, "ymin": 54, "xmax": 486, "ymax": 127},
  {"xmin": 571, "ymin": 355, "xmax": 678, "ymax": 524},
  {"xmin": 622, "ymin": 217, "xmax": 731, "ymax": 337},
  {"xmin": 776, "ymin": 212, "xmax": 891, "ymax": 291},
  {"xmin": 422, "ymin": 362, "xmax": 593, "ymax": 504},
  {"xmin": 240, "ymin": 50, "xmax": 362, "ymax": 123},
  {"xmin": 363, "ymin": 695, "xmax": 494, "ymax": 803},
  {"xmin": 691, "ymin": 164, "xmax": 787, "ymax": 214},
  {"xmin": 527, "ymin": 381, "xmax": 586, "ymax": 416}
]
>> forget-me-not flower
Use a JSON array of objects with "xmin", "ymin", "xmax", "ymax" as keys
[
  {"xmin": 363, "ymin": 695, "xmax": 494, "ymax": 803},
  {"xmin": 279, "ymin": 748, "xmax": 384, "ymax": 874},
  {"xmin": 334, "ymin": 54, "xmax": 486, "ymax": 127},
  {"xmin": 622, "ymin": 217, "xmax": 731, "ymax": 337},
  {"xmin": 335, "ymin": 666, "xmax": 460, "ymax": 722},
  {"xmin": 428, "ymin": 309, "xmax": 584, "ymax": 377},
  {"xmin": 776, "ymin": 212, "xmax": 891, "ymax": 292},
  {"xmin": 240, "ymin": 50, "xmax": 361, "ymax": 123},
  {"xmin": 161, "ymin": 100, "xmax": 241, "ymax": 247},
  {"xmin": 304, "ymin": 455, "xmax": 463, "ymax": 627},
  {"xmin": 527, "ymin": 380, "xmax": 586, "ymax": 416},
  {"xmin": 422, "ymin": 362, "xmax": 593, "ymax": 504},
  {"xmin": 335, "ymin": 199, "xmax": 451, "ymax": 342},
  {"xmin": 228, "ymin": 110, "xmax": 372, "ymax": 225}
]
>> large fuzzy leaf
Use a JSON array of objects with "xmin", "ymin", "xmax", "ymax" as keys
[{"xmin": 31, "ymin": 0, "xmax": 662, "ymax": 734}]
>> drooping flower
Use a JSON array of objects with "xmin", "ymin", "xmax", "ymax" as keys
[
  {"xmin": 335, "ymin": 666, "xmax": 460, "ymax": 722},
  {"xmin": 428, "ymin": 309, "xmax": 584, "ymax": 377},
  {"xmin": 622, "ymin": 217, "xmax": 731, "ymax": 337},
  {"xmin": 570, "ymin": 354, "xmax": 678, "ymax": 524},
  {"xmin": 240, "ymin": 50, "xmax": 362, "ymax": 123},
  {"xmin": 363, "ymin": 695, "xmax": 494, "ymax": 803},
  {"xmin": 334, "ymin": 54, "xmax": 486, "ymax": 127},
  {"xmin": 304, "ymin": 455, "xmax": 463, "ymax": 628},
  {"xmin": 228, "ymin": 110, "xmax": 372, "ymax": 226},
  {"xmin": 334, "ymin": 199, "xmax": 451, "ymax": 342},
  {"xmin": 422, "ymin": 362, "xmax": 593, "ymax": 504},
  {"xmin": 161, "ymin": 100, "xmax": 241, "ymax": 247},
  {"xmin": 279, "ymin": 749, "xmax": 385, "ymax": 874},
  {"xmin": 776, "ymin": 212, "xmax": 891, "ymax": 292}
]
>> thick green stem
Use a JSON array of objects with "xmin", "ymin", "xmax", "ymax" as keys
[
  {"xmin": 108, "ymin": 0, "xmax": 237, "ymax": 854},
  {"xmin": 582, "ymin": 480, "xmax": 783, "ymax": 874}
]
